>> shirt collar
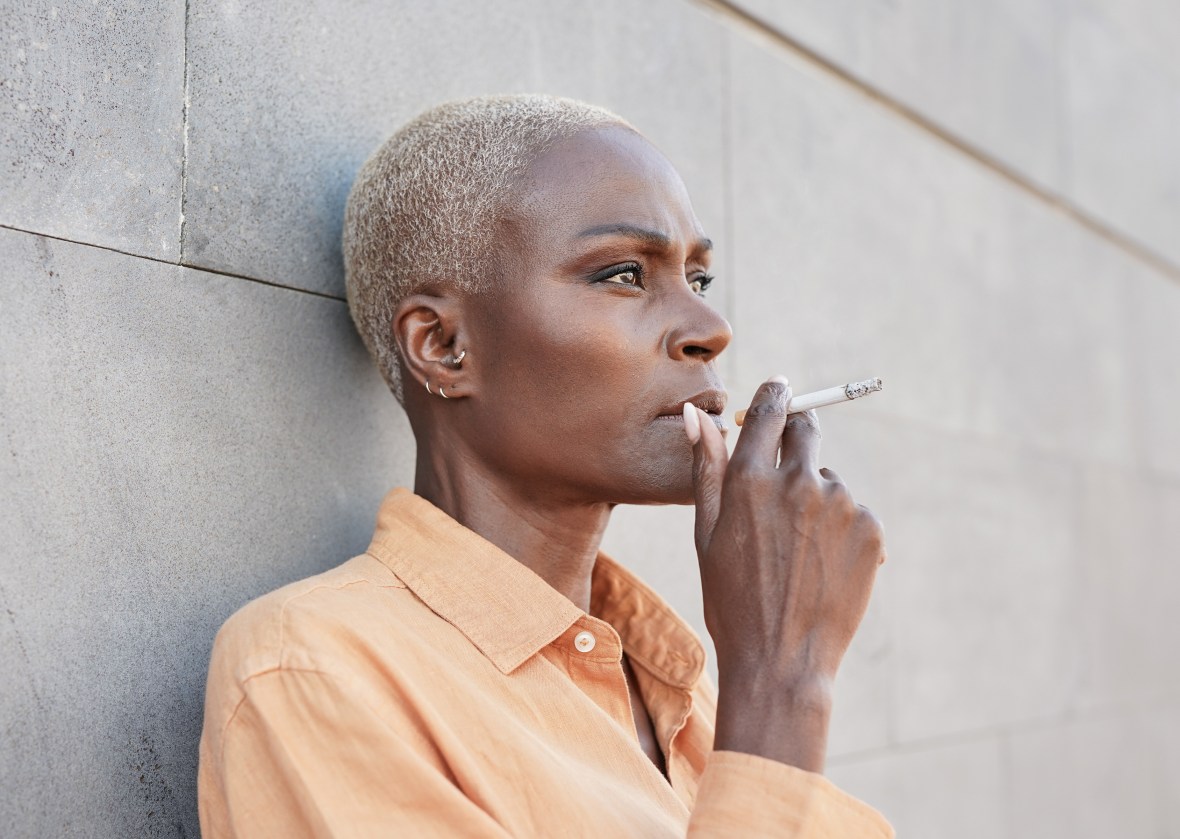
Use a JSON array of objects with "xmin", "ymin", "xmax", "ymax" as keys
[{"xmin": 364, "ymin": 487, "xmax": 705, "ymax": 687}]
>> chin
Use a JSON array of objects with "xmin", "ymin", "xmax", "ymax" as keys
[
  {"xmin": 658, "ymin": 477, "xmax": 696, "ymax": 506},
  {"xmin": 607, "ymin": 458, "xmax": 696, "ymax": 506}
]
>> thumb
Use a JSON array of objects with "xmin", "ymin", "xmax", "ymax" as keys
[{"xmin": 684, "ymin": 403, "xmax": 728, "ymax": 555}]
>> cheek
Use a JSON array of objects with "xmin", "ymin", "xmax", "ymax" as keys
[
  {"xmin": 489, "ymin": 299, "xmax": 652, "ymax": 424},
  {"xmin": 469, "ymin": 290, "xmax": 695, "ymax": 503}
]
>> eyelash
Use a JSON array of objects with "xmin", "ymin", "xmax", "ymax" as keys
[
  {"xmin": 594, "ymin": 263, "xmax": 645, "ymax": 289},
  {"xmin": 594, "ymin": 263, "xmax": 715, "ymax": 297},
  {"xmin": 691, "ymin": 273, "xmax": 715, "ymax": 296}
]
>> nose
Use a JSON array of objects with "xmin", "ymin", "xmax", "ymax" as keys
[{"xmin": 667, "ymin": 294, "xmax": 733, "ymax": 363}]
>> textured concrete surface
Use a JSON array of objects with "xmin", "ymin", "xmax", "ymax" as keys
[
  {"xmin": 1062, "ymin": 1, "xmax": 1180, "ymax": 271},
  {"xmin": 0, "ymin": 228, "xmax": 412, "ymax": 837},
  {"xmin": 816, "ymin": 414, "xmax": 1083, "ymax": 742},
  {"xmin": 181, "ymin": 0, "xmax": 731, "ymax": 308},
  {"xmin": 0, "ymin": 0, "xmax": 185, "ymax": 258},
  {"xmin": 728, "ymin": 35, "xmax": 1146, "ymax": 468},
  {"xmin": 729, "ymin": 0, "xmax": 1064, "ymax": 191},
  {"xmin": 1132, "ymin": 262, "xmax": 1180, "ymax": 477},
  {"xmin": 1007, "ymin": 715, "xmax": 1157, "ymax": 838},
  {"xmin": 3, "ymin": 0, "xmax": 1180, "ymax": 836},
  {"xmin": 727, "ymin": 0, "xmax": 1180, "ymax": 272},
  {"xmin": 1074, "ymin": 471, "xmax": 1180, "ymax": 709},
  {"xmin": 827, "ymin": 735, "xmax": 1009, "ymax": 839}
]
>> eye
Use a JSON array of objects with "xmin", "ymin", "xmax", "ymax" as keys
[
  {"xmin": 689, "ymin": 273, "xmax": 715, "ymax": 296},
  {"xmin": 593, "ymin": 263, "xmax": 644, "ymax": 288}
]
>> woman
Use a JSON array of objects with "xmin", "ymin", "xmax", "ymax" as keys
[{"xmin": 198, "ymin": 94, "xmax": 892, "ymax": 837}]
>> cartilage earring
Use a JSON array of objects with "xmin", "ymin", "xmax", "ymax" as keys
[{"xmin": 442, "ymin": 348, "xmax": 467, "ymax": 368}]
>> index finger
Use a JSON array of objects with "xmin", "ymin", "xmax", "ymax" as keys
[{"xmin": 730, "ymin": 375, "xmax": 791, "ymax": 471}]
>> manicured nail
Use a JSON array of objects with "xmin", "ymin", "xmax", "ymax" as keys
[{"xmin": 682, "ymin": 401, "xmax": 701, "ymax": 444}]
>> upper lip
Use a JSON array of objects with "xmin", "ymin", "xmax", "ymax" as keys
[{"xmin": 657, "ymin": 389, "xmax": 728, "ymax": 417}]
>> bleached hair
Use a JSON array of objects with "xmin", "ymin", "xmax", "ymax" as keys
[{"xmin": 343, "ymin": 93, "xmax": 633, "ymax": 404}]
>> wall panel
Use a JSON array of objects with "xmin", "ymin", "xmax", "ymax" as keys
[{"xmin": 0, "ymin": 228, "xmax": 412, "ymax": 837}]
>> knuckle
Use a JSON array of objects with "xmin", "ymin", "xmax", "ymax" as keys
[
  {"xmin": 786, "ymin": 409, "xmax": 822, "ymax": 437},
  {"xmin": 826, "ymin": 479, "xmax": 855, "ymax": 508},
  {"xmin": 745, "ymin": 399, "xmax": 787, "ymax": 423},
  {"xmin": 725, "ymin": 454, "xmax": 759, "ymax": 480},
  {"xmin": 742, "ymin": 381, "xmax": 790, "ymax": 425},
  {"xmin": 786, "ymin": 469, "xmax": 824, "ymax": 504},
  {"xmin": 726, "ymin": 459, "xmax": 776, "ymax": 495},
  {"xmin": 759, "ymin": 380, "xmax": 790, "ymax": 401},
  {"xmin": 856, "ymin": 506, "xmax": 885, "ymax": 545}
]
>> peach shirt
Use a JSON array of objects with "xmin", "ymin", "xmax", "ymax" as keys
[{"xmin": 198, "ymin": 487, "xmax": 893, "ymax": 838}]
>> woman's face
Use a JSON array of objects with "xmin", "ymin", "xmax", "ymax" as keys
[{"xmin": 462, "ymin": 124, "xmax": 731, "ymax": 506}]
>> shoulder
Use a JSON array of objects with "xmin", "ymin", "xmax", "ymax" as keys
[{"xmin": 203, "ymin": 551, "xmax": 433, "ymax": 714}]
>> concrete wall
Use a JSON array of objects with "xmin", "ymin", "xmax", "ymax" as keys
[{"xmin": 1, "ymin": 1, "xmax": 1177, "ymax": 836}]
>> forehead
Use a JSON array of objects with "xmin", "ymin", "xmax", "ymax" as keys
[{"xmin": 510, "ymin": 125, "xmax": 705, "ymax": 244}]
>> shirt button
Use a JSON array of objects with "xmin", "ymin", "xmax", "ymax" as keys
[{"xmin": 573, "ymin": 631, "xmax": 596, "ymax": 653}]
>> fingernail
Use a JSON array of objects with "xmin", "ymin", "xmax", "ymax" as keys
[
  {"xmin": 682, "ymin": 402, "xmax": 701, "ymax": 444},
  {"xmin": 770, "ymin": 374, "xmax": 789, "ymax": 386}
]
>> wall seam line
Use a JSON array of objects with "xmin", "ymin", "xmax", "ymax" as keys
[
  {"xmin": 178, "ymin": 0, "xmax": 191, "ymax": 263},
  {"xmin": 0, "ymin": 224, "xmax": 346, "ymax": 303},
  {"xmin": 691, "ymin": 0, "xmax": 1180, "ymax": 288}
]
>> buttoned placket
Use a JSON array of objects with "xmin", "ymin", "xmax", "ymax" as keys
[{"xmin": 556, "ymin": 616, "xmax": 641, "ymax": 741}]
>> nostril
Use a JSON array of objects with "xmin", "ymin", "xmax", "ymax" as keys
[{"xmin": 683, "ymin": 345, "xmax": 711, "ymax": 357}]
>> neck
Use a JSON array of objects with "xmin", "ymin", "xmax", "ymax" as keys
[{"xmin": 412, "ymin": 440, "xmax": 612, "ymax": 614}]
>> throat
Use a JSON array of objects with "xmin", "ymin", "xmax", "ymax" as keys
[
  {"xmin": 412, "ymin": 464, "xmax": 612, "ymax": 612},
  {"xmin": 622, "ymin": 654, "xmax": 666, "ymax": 778}
]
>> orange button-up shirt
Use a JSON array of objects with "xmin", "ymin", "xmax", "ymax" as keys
[{"xmin": 198, "ymin": 487, "xmax": 893, "ymax": 837}]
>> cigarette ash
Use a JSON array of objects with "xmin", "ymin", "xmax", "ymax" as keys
[{"xmin": 844, "ymin": 378, "xmax": 883, "ymax": 400}]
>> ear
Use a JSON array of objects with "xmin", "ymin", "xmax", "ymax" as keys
[{"xmin": 393, "ymin": 292, "xmax": 471, "ymax": 400}]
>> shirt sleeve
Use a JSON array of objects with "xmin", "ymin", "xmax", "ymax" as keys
[
  {"xmin": 687, "ymin": 750, "xmax": 894, "ymax": 838},
  {"xmin": 198, "ymin": 668, "xmax": 515, "ymax": 839}
]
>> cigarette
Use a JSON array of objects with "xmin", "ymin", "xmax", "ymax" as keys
[{"xmin": 734, "ymin": 377, "xmax": 883, "ymax": 426}]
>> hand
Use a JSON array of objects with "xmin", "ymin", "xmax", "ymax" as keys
[{"xmin": 683, "ymin": 375, "xmax": 886, "ymax": 771}]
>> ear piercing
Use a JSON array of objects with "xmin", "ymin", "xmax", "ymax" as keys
[
  {"xmin": 425, "ymin": 378, "xmax": 452, "ymax": 398},
  {"xmin": 425, "ymin": 349, "xmax": 467, "ymax": 398}
]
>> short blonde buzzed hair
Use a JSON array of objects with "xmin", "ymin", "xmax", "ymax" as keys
[{"xmin": 343, "ymin": 94, "xmax": 633, "ymax": 403}]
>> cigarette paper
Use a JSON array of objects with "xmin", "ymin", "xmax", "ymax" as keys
[{"xmin": 734, "ymin": 377, "xmax": 883, "ymax": 426}]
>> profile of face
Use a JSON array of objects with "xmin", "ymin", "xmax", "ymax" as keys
[{"xmin": 402, "ymin": 125, "xmax": 732, "ymax": 508}]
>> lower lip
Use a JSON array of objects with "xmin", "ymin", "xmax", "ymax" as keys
[{"xmin": 655, "ymin": 413, "xmax": 729, "ymax": 432}]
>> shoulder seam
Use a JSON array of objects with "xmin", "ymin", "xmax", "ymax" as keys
[{"xmin": 216, "ymin": 666, "xmax": 336, "ymax": 765}]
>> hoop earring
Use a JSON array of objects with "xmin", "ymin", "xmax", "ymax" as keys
[
  {"xmin": 425, "ymin": 379, "xmax": 434, "ymax": 395},
  {"xmin": 439, "ymin": 385, "xmax": 449, "ymax": 399}
]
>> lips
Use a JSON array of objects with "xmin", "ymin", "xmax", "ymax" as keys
[{"xmin": 656, "ymin": 389, "xmax": 727, "ymax": 419}]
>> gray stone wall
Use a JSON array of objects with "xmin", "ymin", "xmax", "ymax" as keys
[{"xmin": 2, "ymin": 1, "xmax": 1177, "ymax": 836}]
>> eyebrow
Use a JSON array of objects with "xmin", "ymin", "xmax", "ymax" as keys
[{"xmin": 576, "ymin": 223, "xmax": 713, "ymax": 253}]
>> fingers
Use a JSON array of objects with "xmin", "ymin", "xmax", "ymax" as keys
[
  {"xmin": 685, "ymin": 404, "xmax": 729, "ymax": 554},
  {"xmin": 730, "ymin": 376, "xmax": 791, "ymax": 472},
  {"xmin": 818, "ymin": 467, "xmax": 843, "ymax": 485},
  {"xmin": 857, "ymin": 504, "xmax": 887, "ymax": 566},
  {"xmin": 780, "ymin": 409, "xmax": 822, "ymax": 474}
]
